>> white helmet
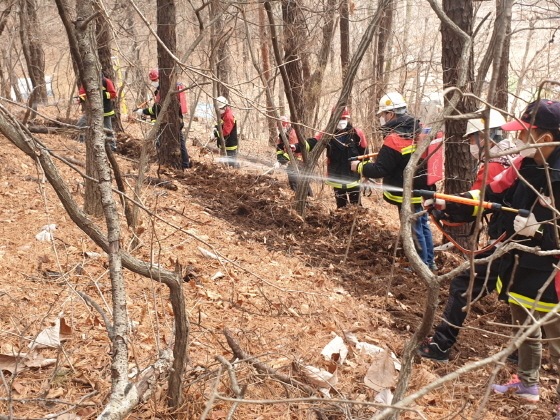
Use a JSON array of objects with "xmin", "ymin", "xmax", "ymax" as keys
[
  {"xmin": 378, "ymin": 92, "xmax": 407, "ymax": 114},
  {"xmin": 464, "ymin": 109, "xmax": 506, "ymax": 137},
  {"xmin": 216, "ymin": 96, "xmax": 229, "ymax": 109}
]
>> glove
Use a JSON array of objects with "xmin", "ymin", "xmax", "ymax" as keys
[
  {"xmin": 423, "ymin": 198, "xmax": 446, "ymax": 211},
  {"xmin": 513, "ymin": 213, "xmax": 540, "ymax": 237},
  {"xmin": 135, "ymin": 108, "xmax": 144, "ymax": 117},
  {"xmin": 273, "ymin": 162, "xmax": 281, "ymax": 169},
  {"xmin": 289, "ymin": 144, "xmax": 296, "ymax": 151}
]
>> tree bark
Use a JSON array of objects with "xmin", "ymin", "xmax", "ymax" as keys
[
  {"xmin": 18, "ymin": 0, "xmax": 48, "ymax": 105},
  {"xmin": 340, "ymin": 0, "xmax": 350, "ymax": 79},
  {"xmin": 259, "ymin": 4, "xmax": 277, "ymax": 146},
  {"xmin": 96, "ymin": 13, "xmax": 123, "ymax": 133},
  {"xmin": 441, "ymin": 0, "xmax": 477, "ymax": 245},
  {"xmin": 282, "ymin": 0, "xmax": 308, "ymax": 126},
  {"xmin": 156, "ymin": 0, "xmax": 182, "ymax": 170}
]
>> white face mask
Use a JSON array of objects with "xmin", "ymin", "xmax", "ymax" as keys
[
  {"xmin": 379, "ymin": 116, "xmax": 386, "ymax": 126},
  {"xmin": 337, "ymin": 120, "xmax": 348, "ymax": 130},
  {"xmin": 515, "ymin": 138, "xmax": 538, "ymax": 158},
  {"xmin": 470, "ymin": 144, "xmax": 483, "ymax": 160},
  {"xmin": 219, "ymin": 108, "xmax": 226, "ymax": 115},
  {"xmin": 151, "ymin": 81, "xmax": 159, "ymax": 88}
]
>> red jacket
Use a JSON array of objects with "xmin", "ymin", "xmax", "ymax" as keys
[{"xmin": 78, "ymin": 76, "xmax": 117, "ymax": 117}]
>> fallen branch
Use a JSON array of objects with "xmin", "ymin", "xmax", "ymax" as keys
[{"xmin": 223, "ymin": 328, "xmax": 316, "ymax": 396}]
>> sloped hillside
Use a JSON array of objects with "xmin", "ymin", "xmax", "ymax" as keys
[{"xmin": 0, "ymin": 115, "xmax": 556, "ymax": 419}]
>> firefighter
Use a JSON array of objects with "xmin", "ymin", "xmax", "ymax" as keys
[
  {"xmin": 275, "ymin": 116, "xmax": 312, "ymax": 196},
  {"xmin": 423, "ymin": 99, "xmax": 560, "ymax": 415},
  {"xmin": 213, "ymin": 96, "xmax": 239, "ymax": 168},
  {"xmin": 293, "ymin": 107, "xmax": 367, "ymax": 208},
  {"xmin": 76, "ymin": 73, "xmax": 117, "ymax": 152},
  {"xmin": 418, "ymin": 108, "xmax": 519, "ymax": 362},
  {"xmin": 350, "ymin": 92, "xmax": 435, "ymax": 269},
  {"xmin": 136, "ymin": 69, "xmax": 191, "ymax": 169}
]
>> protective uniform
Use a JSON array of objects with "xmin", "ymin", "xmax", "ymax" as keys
[
  {"xmin": 298, "ymin": 119, "xmax": 367, "ymax": 208},
  {"xmin": 76, "ymin": 75, "xmax": 117, "ymax": 151},
  {"xmin": 276, "ymin": 118, "xmax": 312, "ymax": 196}
]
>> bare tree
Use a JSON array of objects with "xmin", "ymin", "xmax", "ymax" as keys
[
  {"xmin": 156, "ymin": 0, "xmax": 183, "ymax": 170},
  {"xmin": 18, "ymin": 0, "xmax": 47, "ymax": 105}
]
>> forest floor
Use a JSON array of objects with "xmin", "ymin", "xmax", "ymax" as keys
[{"xmin": 0, "ymin": 109, "xmax": 558, "ymax": 420}]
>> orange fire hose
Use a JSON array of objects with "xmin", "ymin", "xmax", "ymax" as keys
[{"xmin": 413, "ymin": 190, "xmax": 530, "ymax": 217}]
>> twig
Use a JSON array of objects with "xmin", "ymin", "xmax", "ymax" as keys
[
  {"xmin": 199, "ymin": 366, "xmax": 223, "ymax": 420},
  {"xmin": 223, "ymin": 328, "xmax": 316, "ymax": 396}
]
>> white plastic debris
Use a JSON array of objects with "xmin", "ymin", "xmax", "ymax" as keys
[
  {"xmin": 321, "ymin": 335, "xmax": 348, "ymax": 365},
  {"xmin": 198, "ymin": 247, "xmax": 221, "ymax": 260},
  {"xmin": 434, "ymin": 242, "xmax": 454, "ymax": 251},
  {"xmin": 211, "ymin": 271, "xmax": 225, "ymax": 280},
  {"xmin": 35, "ymin": 224, "xmax": 56, "ymax": 241}
]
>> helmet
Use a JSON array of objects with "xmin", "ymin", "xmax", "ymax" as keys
[
  {"xmin": 280, "ymin": 116, "xmax": 290, "ymax": 128},
  {"xmin": 464, "ymin": 109, "xmax": 507, "ymax": 138},
  {"xmin": 378, "ymin": 92, "xmax": 407, "ymax": 114},
  {"xmin": 216, "ymin": 96, "xmax": 229, "ymax": 109},
  {"xmin": 332, "ymin": 106, "xmax": 350, "ymax": 119},
  {"xmin": 148, "ymin": 69, "xmax": 159, "ymax": 81}
]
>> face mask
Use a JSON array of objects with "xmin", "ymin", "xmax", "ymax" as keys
[
  {"xmin": 379, "ymin": 116, "xmax": 386, "ymax": 126},
  {"xmin": 219, "ymin": 108, "xmax": 226, "ymax": 115},
  {"xmin": 515, "ymin": 138, "xmax": 537, "ymax": 158},
  {"xmin": 151, "ymin": 81, "xmax": 159, "ymax": 88},
  {"xmin": 470, "ymin": 144, "xmax": 483, "ymax": 160},
  {"xmin": 337, "ymin": 120, "xmax": 348, "ymax": 130}
]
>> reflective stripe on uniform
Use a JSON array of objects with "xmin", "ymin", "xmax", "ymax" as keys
[
  {"xmin": 401, "ymin": 145, "xmax": 417, "ymax": 155},
  {"xmin": 383, "ymin": 190, "xmax": 423, "ymax": 204},
  {"xmin": 326, "ymin": 180, "xmax": 360, "ymax": 189},
  {"xmin": 218, "ymin": 145, "xmax": 239, "ymax": 151},
  {"xmin": 469, "ymin": 189, "xmax": 482, "ymax": 216},
  {"xmin": 509, "ymin": 293, "xmax": 560, "ymax": 312},
  {"xmin": 104, "ymin": 110, "xmax": 115, "ymax": 117}
]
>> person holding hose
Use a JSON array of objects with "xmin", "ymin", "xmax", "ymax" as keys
[
  {"xmin": 422, "ymin": 99, "xmax": 560, "ymax": 417},
  {"xmin": 350, "ymin": 92, "xmax": 436, "ymax": 269},
  {"xmin": 294, "ymin": 106, "xmax": 367, "ymax": 208},
  {"xmin": 417, "ymin": 108, "xmax": 518, "ymax": 362}
]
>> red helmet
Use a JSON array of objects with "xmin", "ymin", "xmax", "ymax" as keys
[
  {"xmin": 148, "ymin": 69, "xmax": 159, "ymax": 81},
  {"xmin": 332, "ymin": 106, "xmax": 350, "ymax": 119}
]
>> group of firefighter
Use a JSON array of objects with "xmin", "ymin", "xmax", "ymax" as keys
[
  {"xmin": 77, "ymin": 72, "xmax": 560, "ymax": 416},
  {"xmin": 277, "ymin": 93, "xmax": 560, "ymax": 418},
  {"xmin": 76, "ymin": 69, "xmax": 240, "ymax": 170}
]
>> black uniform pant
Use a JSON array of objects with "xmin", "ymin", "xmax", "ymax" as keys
[
  {"xmin": 287, "ymin": 163, "xmax": 313, "ymax": 197},
  {"xmin": 432, "ymin": 249, "xmax": 501, "ymax": 350},
  {"xmin": 334, "ymin": 186, "xmax": 360, "ymax": 208}
]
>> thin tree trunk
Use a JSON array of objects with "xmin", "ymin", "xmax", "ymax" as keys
[
  {"xmin": 340, "ymin": 0, "xmax": 350, "ymax": 79},
  {"xmin": 441, "ymin": 0, "xmax": 477, "ymax": 246},
  {"xmin": 156, "ymin": 0, "xmax": 182, "ymax": 170},
  {"xmin": 259, "ymin": 4, "xmax": 277, "ymax": 146},
  {"xmin": 282, "ymin": 0, "xmax": 308, "ymax": 125},
  {"xmin": 19, "ymin": 0, "xmax": 47, "ymax": 105}
]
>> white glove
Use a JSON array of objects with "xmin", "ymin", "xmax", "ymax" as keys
[
  {"xmin": 273, "ymin": 162, "xmax": 281, "ymax": 169},
  {"xmin": 513, "ymin": 213, "xmax": 540, "ymax": 237},
  {"xmin": 289, "ymin": 144, "xmax": 296, "ymax": 151},
  {"xmin": 423, "ymin": 198, "xmax": 446, "ymax": 211},
  {"xmin": 135, "ymin": 108, "xmax": 144, "ymax": 117}
]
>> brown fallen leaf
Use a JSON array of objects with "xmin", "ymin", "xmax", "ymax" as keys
[{"xmin": 364, "ymin": 350, "xmax": 397, "ymax": 392}]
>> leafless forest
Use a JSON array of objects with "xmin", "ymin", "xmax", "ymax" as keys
[{"xmin": 1, "ymin": 0, "xmax": 560, "ymax": 419}]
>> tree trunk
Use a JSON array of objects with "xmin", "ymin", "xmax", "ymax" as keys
[
  {"xmin": 282, "ymin": 0, "xmax": 308, "ymax": 126},
  {"xmin": 156, "ymin": 0, "xmax": 182, "ymax": 170},
  {"xmin": 441, "ymin": 0, "xmax": 476, "ymax": 244},
  {"xmin": 210, "ymin": 0, "xmax": 230, "ymax": 98},
  {"xmin": 18, "ymin": 0, "xmax": 47, "ymax": 105},
  {"xmin": 96, "ymin": 14, "xmax": 123, "ymax": 133},
  {"xmin": 340, "ymin": 0, "xmax": 350, "ymax": 79},
  {"xmin": 259, "ymin": 4, "xmax": 277, "ymax": 146}
]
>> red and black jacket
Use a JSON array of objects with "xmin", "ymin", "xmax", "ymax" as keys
[
  {"xmin": 357, "ymin": 115, "xmax": 432, "ymax": 205},
  {"xmin": 276, "ymin": 127, "xmax": 300, "ymax": 164},
  {"xmin": 78, "ymin": 76, "xmax": 116, "ymax": 117},
  {"xmin": 444, "ymin": 150, "xmax": 560, "ymax": 310},
  {"xmin": 298, "ymin": 123, "xmax": 367, "ymax": 189},
  {"xmin": 214, "ymin": 107, "xmax": 238, "ymax": 151}
]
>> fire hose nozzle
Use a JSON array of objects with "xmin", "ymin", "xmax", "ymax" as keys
[
  {"xmin": 348, "ymin": 152, "xmax": 379, "ymax": 162},
  {"xmin": 517, "ymin": 209, "xmax": 530, "ymax": 218},
  {"xmin": 412, "ymin": 190, "xmax": 435, "ymax": 199}
]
